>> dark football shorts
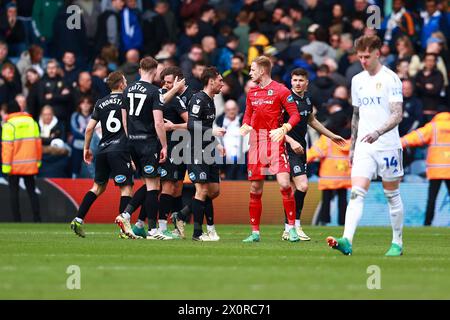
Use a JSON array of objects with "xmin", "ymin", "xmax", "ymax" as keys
[
  {"xmin": 287, "ymin": 149, "xmax": 308, "ymax": 177},
  {"xmin": 187, "ymin": 163, "xmax": 220, "ymax": 183},
  {"xmin": 160, "ymin": 142, "xmax": 187, "ymax": 181},
  {"xmin": 129, "ymin": 141, "xmax": 161, "ymax": 178},
  {"xmin": 94, "ymin": 151, "xmax": 133, "ymax": 186}
]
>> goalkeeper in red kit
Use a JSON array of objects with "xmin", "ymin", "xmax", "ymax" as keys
[{"xmin": 240, "ymin": 56, "xmax": 301, "ymax": 242}]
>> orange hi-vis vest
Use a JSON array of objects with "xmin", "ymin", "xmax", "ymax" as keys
[
  {"xmin": 401, "ymin": 112, "xmax": 450, "ymax": 180},
  {"xmin": 2, "ymin": 112, "xmax": 42, "ymax": 175},
  {"xmin": 306, "ymin": 135, "xmax": 352, "ymax": 190}
]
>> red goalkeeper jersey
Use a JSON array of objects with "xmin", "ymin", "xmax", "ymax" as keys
[{"xmin": 243, "ymin": 80, "xmax": 300, "ymax": 137}]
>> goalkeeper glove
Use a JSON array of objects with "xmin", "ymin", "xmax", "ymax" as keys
[
  {"xmin": 239, "ymin": 123, "xmax": 253, "ymax": 136},
  {"xmin": 269, "ymin": 123, "xmax": 292, "ymax": 142}
]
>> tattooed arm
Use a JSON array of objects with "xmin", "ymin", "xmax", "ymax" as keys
[
  {"xmin": 350, "ymin": 106, "xmax": 359, "ymax": 164},
  {"xmin": 360, "ymin": 101, "xmax": 403, "ymax": 144}
]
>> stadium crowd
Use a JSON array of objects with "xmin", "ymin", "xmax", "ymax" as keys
[{"xmin": 0, "ymin": 0, "xmax": 449, "ymax": 182}]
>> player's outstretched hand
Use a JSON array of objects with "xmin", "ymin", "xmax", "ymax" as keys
[
  {"xmin": 173, "ymin": 76, "xmax": 186, "ymax": 91},
  {"xmin": 213, "ymin": 127, "xmax": 226, "ymax": 137},
  {"xmin": 159, "ymin": 147, "xmax": 167, "ymax": 163},
  {"xmin": 83, "ymin": 149, "xmax": 93, "ymax": 164},
  {"xmin": 239, "ymin": 124, "xmax": 252, "ymax": 136},
  {"xmin": 289, "ymin": 140, "xmax": 304, "ymax": 155},
  {"xmin": 360, "ymin": 130, "xmax": 380, "ymax": 144},
  {"xmin": 332, "ymin": 134, "xmax": 347, "ymax": 147}
]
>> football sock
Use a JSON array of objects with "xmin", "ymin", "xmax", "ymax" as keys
[
  {"xmin": 119, "ymin": 196, "xmax": 131, "ymax": 215},
  {"xmin": 173, "ymin": 196, "xmax": 183, "ymax": 212},
  {"xmin": 123, "ymin": 185, "xmax": 146, "ymax": 215},
  {"xmin": 384, "ymin": 189, "xmax": 404, "ymax": 246},
  {"xmin": 177, "ymin": 202, "xmax": 192, "ymax": 222},
  {"xmin": 138, "ymin": 206, "xmax": 146, "ymax": 222},
  {"xmin": 77, "ymin": 191, "xmax": 97, "ymax": 219},
  {"xmin": 343, "ymin": 186, "xmax": 367, "ymax": 243},
  {"xmin": 207, "ymin": 224, "xmax": 215, "ymax": 232},
  {"xmin": 294, "ymin": 190, "xmax": 306, "ymax": 220},
  {"xmin": 192, "ymin": 198, "xmax": 205, "ymax": 238},
  {"xmin": 158, "ymin": 219, "xmax": 167, "ymax": 232},
  {"xmin": 281, "ymin": 187, "xmax": 295, "ymax": 225},
  {"xmin": 249, "ymin": 192, "xmax": 262, "ymax": 232},
  {"xmin": 205, "ymin": 197, "xmax": 214, "ymax": 226},
  {"xmin": 145, "ymin": 190, "xmax": 159, "ymax": 230},
  {"xmin": 121, "ymin": 212, "xmax": 131, "ymax": 220},
  {"xmin": 159, "ymin": 193, "xmax": 173, "ymax": 221}
]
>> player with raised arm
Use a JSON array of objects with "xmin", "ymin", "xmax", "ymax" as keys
[
  {"xmin": 115, "ymin": 57, "xmax": 170, "ymax": 240},
  {"xmin": 70, "ymin": 72, "xmax": 133, "ymax": 238},
  {"xmin": 240, "ymin": 56, "xmax": 301, "ymax": 243},
  {"xmin": 281, "ymin": 68, "xmax": 346, "ymax": 241},
  {"xmin": 183, "ymin": 66, "xmax": 226, "ymax": 241},
  {"xmin": 327, "ymin": 35, "xmax": 405, "ymax": 256}
]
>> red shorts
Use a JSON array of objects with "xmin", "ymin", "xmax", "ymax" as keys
[{"xmin": 247, "ymin": 139, "xmax": 290, "ymax": 180}]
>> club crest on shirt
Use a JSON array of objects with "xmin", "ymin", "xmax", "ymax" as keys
[
  {"xmin": 287, "ymin": 95, "xmax": 294, "ymax": 102},
  {"xmin": 376, "ymin": 82, "xmax": 382, "ymax": 91},
  {"xmin": 306, "ymin": 97, "xmax": 311, "ymax": 105},
  {"xmin": 268, "ymin": 89, "xmax": 273, "ymax": 96},
  {"xmin": 192, "ymin": 104, "xmax": 200, "ymax": 114}
]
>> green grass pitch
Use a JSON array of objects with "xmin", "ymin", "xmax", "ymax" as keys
[{"xmin": 1, "ymin": 223, "xmax": 449, "ymax": 299}]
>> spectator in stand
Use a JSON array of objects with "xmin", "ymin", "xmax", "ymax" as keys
[
  {"xmin": 237, "ymin": 79, "xmax": 256, "ymax": 114},
  {"xmin": 323, "ymin": 57, "xmax": 347, "ymax": 87},
  {"xmin": 223, "ymin": 53, "xmax": 249, "ymax": 101},
  {"xmin": 344, "ymin": 48, "xmax": 363, "ymax": 84},
  {"xmin": 74, "ymin": 0, "xmax": 102, "ymax": 61},
  {"xmin": 201, "ymin": 36, "xmax": 218, "ymax": 66},
  {"xmin": 70, "ymin": 96, "xmax": 93, "ymax": 178},
  {"xmin": 38, "ymin": 59, "xmax": 71, "ymax": 126},
  {"xmin": 415, "ymin": 53, "xmax": 445, "ymax": 122},
  {"xmin": 100, "ymin": 44, "xmax": 120, "ymax": 72},
  {"xmin": 118, "ymin": 49, "xmax": 140, "ymax": 83},
  {"xmin": 72, "ymin": 72, "xmax": 100, "ymax": 111},
  {"xmin": 396, "ymin": 58, "xmax": 411, "ymax": 81},
  {"xmin": 61, "ymin": 51, "xmax": 81, "ymax": 89},
  {"xmin": 382, "ymin": 0, "xmax": 418, "ymax": 48},
  {"xmin": 24, "ymin": 68, "xmax": 40, "ymax": 119},
  {"xmin": 91, "ymin": 63, "xmax": 109, "ymax": 98},
  {"xmin": 154, "ymin": 0, "xmax": 178, "ymax": 42},
  {"xmin": 180, "ymin": 0, "xmax": 207, "ymax": 20},
  {"xmin": 389, "ymin": 36, "xmax": 421, "ymax": 72},
  {"xmin": 120, "ymin": 0, "xmax": 143, "ymax": 54},
  {"xmin": 308, "ymin": 64, "xmax": 337, "ymax": 121},
  {"xmin": 247, "ymin": 28, "xmax": 269, "ymax": 66},
  {"xmin": 180, "ymin": 44, "xmax": 204, "ymax": 81},
  {"xmin": 420, "ymin": 0, "xmax": 444, "ymax": 49},
  {"xmin": 177, "ymin": 19, "xmax": 199, "ymax": 57},
  {"xmin": 17, "ymin": 44, "xmax": 45, "ymax": 88},
  {"xmin": 216, "ymin": 34, "xmax": 239, "ymax": 74},
  {"xmin": 94, "ymin": 0, "xmax": 124, "ymax": 54},
  {"xmin": 329, "ymin": 3, "xmax": 352, "ymax": 35},
  {"xmin": 141, "ymin": 1, "xmax": 169, "ymax": 56},
  {"xmin": 31, "ymin": 0, "xmax": 64, "ymax": 55},
  {"xmin": 197, "ymin": 4, "xmax": 216, "ymax": 39},
  {"xmin": 304, "ymin": 0, "xmax": 332, "ymax": 29},
  {"xmin": 301, "ymin": 25, "xmax": 336, "ymax": 66},
  {"xmin": 0, "ymin": 62, "xmax": 21, "ymax": 106},
  {"xmin": 234, "ymin": 10, "xmax": 250, "ymax": 56},
  {"xmin": 215, "ymin": 99, "xmax": 246, "ymax": 180},
  {"xmin": 187, "ymin": 60, "xmax": 206, "ymax": 93},
  {"xmin": 0, "ymin": 41, "xmax": 21, "ymax": 88},
  {"xmin": 38, "ymin": 105, "xmax": 70, "ymax": 178},
  {"xmin": 155, "ymin": 41, "xmax": 177, "ymax": 62},
  {"xmin": 0, "ymin": 2, "xmax": 26, "ymax": 57}
]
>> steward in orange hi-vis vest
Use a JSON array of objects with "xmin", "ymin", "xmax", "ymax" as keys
[
  {"xmin": 401, "ymin": 112, "xmax": 450, "ymax": 180},
  {"xmin": 2, "ymin": 112, "xmax": 42, "ymax": 175},
  {"xmin": 306, "ymin": 135, "xmax": 352, "ymax": 190}
]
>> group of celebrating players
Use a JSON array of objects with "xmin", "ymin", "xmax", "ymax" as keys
[{"xmin": 70, "ymin": 34, "xmax": 405, "ymax": 256}]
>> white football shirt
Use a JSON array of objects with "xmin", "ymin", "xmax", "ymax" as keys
[{"xmin": 351, "ymin": 65, "xmax": 403, "ymax": 150}]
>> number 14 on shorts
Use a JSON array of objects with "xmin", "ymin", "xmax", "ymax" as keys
[{"xmin": 383, "ymin": 156, "xmax": 398, "ymax": 169}]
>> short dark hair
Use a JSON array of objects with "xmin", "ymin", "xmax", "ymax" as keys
[
  {"xmin": 160, "ymin": 66, "xmax": 184, "ymax": 81},
  {"xmin": 318, "ymin": 64, "xmax": 330, "ymax": 74},
  {"xmin": 291, "ymin": 68, "xmax": 308, "ymax": 78},
  {"xmin": 232, "ymin": 53, "xmax": 245, "ymax": 63},
  {"xmin": 192, "ymin": 60, "xmax": 206, "ymax": 69},
  {"xmin": 184, "ymin": 19, "xmax": 197, "ymax": 29},
  {"xmin": 354, "ymin": 35, "xmax": 382, "ymax": 52},
  {"xmin": 201, "ymin": 66, "xmax": 220, "ymax": 87},
  {"xmin": 139, "ymin": 57, "xmax": 158, "ymax": 72},
  {"xmin": 106, "ymin": 71, "xmax": 125, "ymax": 90}
]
